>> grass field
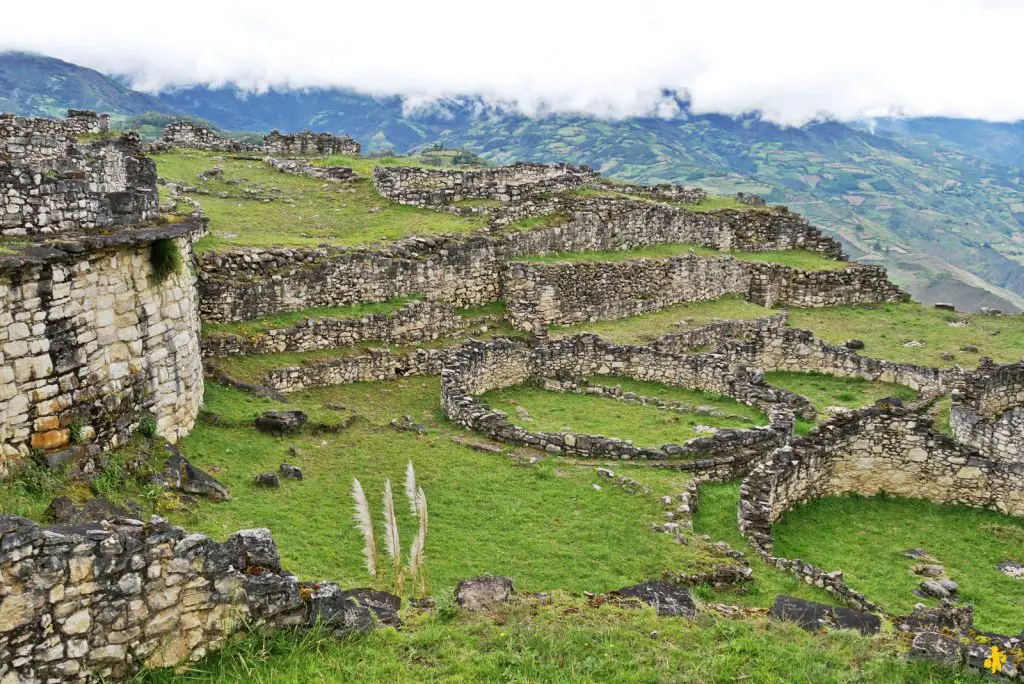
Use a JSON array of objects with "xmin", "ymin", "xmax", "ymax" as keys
[
  {"xmin": 788, "ymin": 302, "xmax": 1024, "ymax": 368},
  {"xmin": 139, "ymin": 598, "xmax": 975, "ymax": 683},
  {"xmin": 764, "ymin": 371, "xmax": 919, "ymax": 421},
  {"xmin": 152, "ymin": 150, "xmax": 486, "ymax": 252},
  {"xmin": 552, "ymin": 295, "xmax": 772, "ymax": 345},
  {"xmin": 480, "ymin": 379, "xmax": 766, "ymax": 448},
  {"xmin": 515, "ymin": 243, "xmax": 848, "ymax": 271},
  {"xmin": 773, "ymin": 494, "xmax": 1024, "ymax": 634},
  {"xmin": 201, "ymin": 297, "xmax": 423, "ymax": 338}
]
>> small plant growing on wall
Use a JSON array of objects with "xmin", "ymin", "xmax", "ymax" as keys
[
  {"xmin": 351, "ymin": 461, "xmax": 429, "ymax": 597},
  {"xmin": 138, "ymin": 412, "xmax": 158, "ymax": 438},
  {"xmin": 149, "ymin": 238, "xmax": 182, "ymax": 283}
]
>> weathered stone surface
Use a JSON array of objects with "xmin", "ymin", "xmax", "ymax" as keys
[
  {"xmin": 910, "ymin": 632, "xmax": 963, "ymax": 667},
  {"xmin": 254, "ymin": 410, "xmax": 309, "ymax": 435},
  {"xmin": 265, "ymin": 130, "xmax": 359, "ymax": 157},
  {"xmin": 255, "ymin": 472, "xmax": 280, "ymax": 488},
  {"xmin": 279, "ymin": 463, "xmax": 303, "ymax": 480},
  {"xmin": 919, "ymin": 580, "xmax": 951, "ymax": 599},
  {"xmin": 158, "ymin": 446, "xmax": 230, "ymax": 502},
  {"xmin": 47, "ymin": 496, "xmax": 140, "ymax": 524},
  {"xmin": 768, "ymin": 595, "xmax": 880, "ymax": 635},
  {"xmin": 613, "ymin": 581, "xmax": 697, "ymax": 617},
  {"xmin": 455, "ymin": 576, "xmax": 515, "ymax": 610}
]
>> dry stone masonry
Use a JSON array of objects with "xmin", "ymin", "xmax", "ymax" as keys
[
  {"xmin": 264, "ymin": 130, "xmax": 360, "ymax": 156},
  {"xmin": 951, "ymin": 359, "xmax": 1024, "ymax": 463},
  {"xmin": 161, "ymin": 121, "xmax": 254, "ymax": 152},
  {"xmin": 264, "ymin": 157, "xmax": 355, "ymax": 182}
]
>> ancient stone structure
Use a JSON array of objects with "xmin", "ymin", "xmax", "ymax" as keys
[
  {"xmin": 161, "ymin": 121, "xmax": 252, "ymax": 152},
  {"xmin": 951, "ymin": 359, "xmax": 1024, "ymax": 463},
  {"xmin": 0, "ymin": 225, "xmax": 205, "ymax": 478},
  {"xmin": 197, "ymin": 197, "xmax": 854, "ymax": 324},
  {"xmin": 440, "ymin": 336, "xmax": 808, "ymax": 476},
  {"xmin": 0, "ymin": 110, "xmax": 109, "ymax": 142},
  {"xmin": 649, "ymin": 314, "xmax": 788, "ymax": 356},
  {"xmin": 262, "ymin": 346, "xmax": 450, "ymax": 393},
  {"xmin": 372, "ymin": 163, "xmax": 598, "ymax": 208},
  {"xmin": 263, "ymin": 130, "xmax": 360, "ymax": 157},
  {"xmin": 502, "ymin": 256, "xmax": 902, "ymax": 330},
  {"xmin": 201, "ymin": 300, "xmax": 466, "ymax": 358},
  {"xmin": 738, "ymin": 405, "xmax": 1024, "ymax": 559},
  {"xmin": 0, "ymin": 515, "xmax": 399, "ymax": 682},
  {"xmin": 589, "ymin": 178, "xmax": 708, "ymax": 204},
  {"xmin": 264, "ymin": 157, "xmax": 355, "ymax": 182},
  {"xmin": 2, "ymin": 115, "xmax": 159, "ymax": 236}
]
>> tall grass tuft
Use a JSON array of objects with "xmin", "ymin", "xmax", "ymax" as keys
[
  {"xmin": 382, "ymin": 479, "xmax": 403, "ymax": 594},
  {"xmin": 351, "ymin": 479, "xmax": 378, "ymax": 580},
  {"xmin": 405, "ymin": 460, "xmax": 418, "ymax": 515}
]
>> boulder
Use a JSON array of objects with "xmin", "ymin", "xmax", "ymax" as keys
[
  {"xmin": 918, "ymin": 580, "xmax": 950, "ymax": 599},
  {"xmin": 255, "ymin": 410, "xmax": 309, "ymax": 435},
  {"xmin": 934, "ymin": 303, "xmax": 956, "ymax": 312},
  {"xmin": 844, "ymin": 339, "xmax": 865, "ymax": 350},
  {"xmin": 223, "ymin": 528, "xmax": 282, "ymax": 573},
  {"xmin": 913, "ymin": 564, "xmax": 945, "ymax": 578},
  {"xmin": 769, "ymin": 595, "xmax": 880, "ymax": 635},
  {"xmin": 280, "ymin": 463, "xmax": 303, "ymax": 480},
  {"xmin": 255, "ymin": 472, "xmax": 280, "ymax": 488},
  {"xmin": 960, "ymin": 344, "xmax": 980, "ymax": 353},
  {"xmin": 455, "ymin": 576, "xmax": 515, "ymax": 610},
  {"xmin": 613, "ymin": 581, "xmax": 697, "ymax": 617},
  {"xmin": 910, "ymin": 632, "xmax": 963, "ymax": 667},
  {"xmin": 47, "ymin": 496, "xmax": 140, "ymax": 524},
  {"xmin": 306, "ymin": 584, "xmax": 401, "ymax": 633},
  {"xmin": 157, "ymin": 444, "xmax": 231, "ymax": 502},
  {"xmin": 896, "ymin": 600, "xmax": 974, "ymax": 633}
]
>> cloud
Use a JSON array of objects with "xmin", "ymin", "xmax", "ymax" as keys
[{"xmin": 2, "ymin": 0, "xmax": 1022, "ymax": 125}]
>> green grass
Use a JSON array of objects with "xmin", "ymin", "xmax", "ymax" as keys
[
  {"xmin": 480, "ymin": 382, "xmax": 765, "ymax": 449},
  {"xmin": 152, "ymin": 150, "xmax": 487, "ymax": 252},
  {"xmin": 138, "ymin": 596, "xmax": 976, "ymax": 683},
  {"xmin": 571, "ymin": 186, "xmax": 757, "ymax": 213},
  {"xmin": 172, "ymin": 380, "xmax": 723, "ymax": 597},
  {"xmin": 773, "ymin": 494, "xmax": 1024, "ymax": 633},
  {"xmin": 202, "ymin": 297, "xmax": 422, "ymax": 338},
  {"xmin": 507, "ymin": 211, "xmax": 571, "ymax": 231},
  {"xmin": 764, "ymin": 371, "xmax": 918, "ymax": 421},
  {"xmin": 788, "ymin": 302, "xmax": 1024, "ymax": 369},
  {"xmin": 551, "ymin": 295, "xmax": 772, "ymax": 345},
  {"xmin": 514, "ymin": 242, "xmax": 847, "ymax": 271}
]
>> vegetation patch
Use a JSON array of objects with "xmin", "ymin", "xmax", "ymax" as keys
[
  {"xmin": 480, "ymin": 381, "xmax": 765, "ymax": 449},
  {"xmin": 201, "ymin": 296, "xmax": 423, "ymax": 338},
  {"xmin": 788, "ymin": 302, "xmax": 1024, "ymax": 368},
  {"xmin": 148, "ymin": 238, "xmax": 182, "ymax": 283},
  {"xmin": 773, "ymin": 494, "xmax": 1024, "ymax": 633},
  {"xmin": 764, "ymin": 371, "xmax": 918, "ymax": 421}
]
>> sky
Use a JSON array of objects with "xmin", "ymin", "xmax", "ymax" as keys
[{"xmin": 2, "ymin": 0, "xmax": 1023, "ymax": 125}]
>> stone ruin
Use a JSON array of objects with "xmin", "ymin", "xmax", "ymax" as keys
[
  {"xmin": 263, "ymin": 129, "xmax": 360, "ymax": 157},
  {"xmin": 161, "ymin": 121, "xmax": 254, "ymax": 153},
  {"xmin": 951, "ymin": 358, "xmax": 1024, "ymax": 462}
]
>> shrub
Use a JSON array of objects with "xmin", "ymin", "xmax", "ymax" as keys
[
  {"xmin": 149, "ymin": 239, "xmax": 182, "ymax": 283},
  {"xmin": 138, "ymin": 412, "xmax": 158, "ymax": 438}
]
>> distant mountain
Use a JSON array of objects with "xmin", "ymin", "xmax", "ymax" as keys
[
  {"xmin": 0, "ymin": 52, "xmax": 174, "ymax": 118},
  {"xmin": 3, "ymin": 51, "xmax": 1023, "ymax": 311}
]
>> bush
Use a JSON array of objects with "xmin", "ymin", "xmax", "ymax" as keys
[
  {"xmin": 149, "ymin": 239, "xmax": 182, "ymax": 283},
  {"xmin": 138, "ymin": 412, "xmax": 158, "ymax": 438}
]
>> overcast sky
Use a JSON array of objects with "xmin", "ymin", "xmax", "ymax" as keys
[{"xmin": 2, "ymin": 0, "xmax": 1022, "ymax": 125}]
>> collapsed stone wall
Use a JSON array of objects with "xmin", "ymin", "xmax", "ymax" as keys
[
  {"xmin": 717, "ymin": 326, "xmax": 952, "ymax": 394},
  {"xmin": 650, "ymin": 314, "xmax": 789, "ymax": 355},
  {"xmin": 201, "ymin": 300, "xmax": 466, "ymax": 358},
  {"xmin": 501, "ymin": 257, "xmax": 902, "ymax": 330},
  {"xmin": 0, "ymin": 224, "xmax": 205, "ymax": 479},
  {"xmin": 440, "ymin": 336, "xmax": 807, "ymax": 475},
  {"xmin": 0, "ymin": 515, "xmax": 397, "ymax": 682},
  {"xmin": 738, "ymin": 405, "xmax": 1024, "ymax": 559},
  {"xmin": 162, "ymin": 121, "xmax": 254, "ymax": 152},
  {"xmin": 265, "ymin": 157, "xmax": 355, "ymax": 182},
  {"xmin": 1, "ymin": 118, "xmax": 158, "ymax": 236},
  {"xmin": 0, "ymin": 110, "xmax": 109, "ymax": 145},
  {"xmin": 197, "ymin": 199, "xmax": 854, "ymax": 323},
  {"xmin": 951, "ymin": 359, "xmax": 1024, "ymax": 463},
  {"xmin": 264, "ymin": 130, "xmax": 360, "ymax": 157},
  {"xmin": 589, "ymin": 178, "xmax": 708, "ymax": 204},
  {"xmin": 263, "ymin": 346, "xmax": 450, "ymax": 393},
  {"xmin": 372, "ymin": 163, "xmax": 598, "ymax": 208}
]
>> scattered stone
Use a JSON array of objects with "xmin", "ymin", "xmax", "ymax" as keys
[
  {"xmin": 910, "ymin": 631, "xmax": 963, "ymax": 667},
  {"xmin": 913, "ymin": 564, "xmax": 945, "ymax": 578},
  {"xmin": 917, "ymin": 580, "xmax": 950, "ymax": 599},
  {"xmin": 255, "ymin": 472, "xmax": 280, "ymax": 488},
  {"xmin": 391, "ymin": 415, "xmax": 427, "ymax": 434},
  {"xmin": 613, "ymin": 581, "xmax": 697, "ymax": 617},
  {"xmin": 769, "ymin": 595, "xmax": 880, "ymax": 635},
  {"xmin": 450, "ymin": 435, "xmax": 505, "ymax": 454},
  {"xmin": 592, "ymin": 484, "xmax": 602, "ymax": 491},
  {"xmin": 934, "ymin": 303, "xmax": 956, "ymax": 311},
  {"xmin": 903, "ymin": 340, "xmax": 926, "ymax": 347},
  {"xmin": 46, "ymin": 496, "xmax": 141, "ymax": 524},
  {"xmin": 455, "ymin": 576, "xmax": 515, "ymax": 610},
  {"xmin": 844, "ymin": 339, "xmax": 865, "ymax": 350},
  {"xmin": 255, "ymin": 410, "xmax": 309, "ymax": 435},
  {"xmin": 515, "ymin": 405, "xmax": 532, "ymax": 420},
  {"xmin": 904, "ymin": 548, "xmax": 936, "ymax": 562},
  {"xmin": 940, "ymin": 352, "xmax": 956, "ymax": 361},
  {"xmin": 152, "ymin": 444, "xmax": 231, "ymax": 502},
  {"xmin": 305, "ymin": 584, "xmax": 401, "ymax": 634},
  {"xmin": 997, "ymin": 561, "xmax": 1024, "ymax": 579},
  {"xmin": 279, "ymin": 463, "xmax": 303, "ymax": 480},
  {"xmin": 937, "ymin": 579, "xmax": 959, "ymax": 594},
  {"xmin": 960, "ymin": 344, "xmax": 979, "ymax": 353},
  {"xmin": 596, "ymin": 467, "xmax": 615, "ymax": 478}
]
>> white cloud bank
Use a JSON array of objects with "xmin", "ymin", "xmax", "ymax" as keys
[{"xmin": 1, "ymin": 0, "xmax": 1022, "ymax": 124}]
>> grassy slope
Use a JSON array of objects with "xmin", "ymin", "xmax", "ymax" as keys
[
  {"xmin": 773, "ymin": 494, "xmax": 1024, "ymax": 634},
  {"xmin": 789, "ymin": 302, "xmax": 1024, "ymax": 368},
  {"xmin": 480, "ymin": 380, "xmax": 765, "ymax": 449},
  {"xmin": 764, "ymin": 371, "xmax": 919, "ymax": 421},
  {"xmin": 514, "ymin": 243, "xmax": 848, "ymax": 271},
  {"xmin": 202, "ymin": 297, "xmax": 421, "ymax": 337},
  {"xmin": 140, "ymin": 598, "xmax": 974, "ymax": 683},
  {"xmin": 552, "ymin": 295, "xmax": 772, "ymax": 345},
  {"xmin": 152, "ymin": 150, "xmax": 486, "ymax": 252}
]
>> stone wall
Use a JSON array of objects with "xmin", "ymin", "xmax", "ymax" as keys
[
  {"xmin": 264, "ymin": 346, "xmax": 451, "ymax": 393},
  {"xmin": 717, "ymin": 326, "xmax": 952, "ymax": 394},
  {"xmin": 197, "ymin": 199, "xmax": 855, "ymax": 323},
  {"xmin": 0, "ymin": 110, "xmax": 109, "ymax": 145},
  {"xmin": 440, "ymin": 336, "xmax": 806, "ymax": 475},
  {"xmin": 738, "ymin": 405, "xmax": 1024, "ymax": 558},
  {"xmin": 0, "ymin": 224, "xmax": 206, "ymax": 479},
  {"xmin": 264, "ymin": 157, "xmax": 355, "ymax": 182},
  {"xmin": 201, "ymin": 300, "xmax": 465, "ymax": 358},
  {"xmin": 161, "ymin": 121, "xmax": 253, "ymax": 152},
  {"xmin": 951, "ymin": 359, "xmax": 1024, "ymax": 463},
  {"xmin": 372, "ymin": 163, "xmax": 598, "ymax": 208},
  {"xmin": 264, "ymin": 130, "xmax": 360, "ymax": 157},
  {"xmin": 0, "ymin": 515, "xmax": 397, "ymax": 682},
  {"xmin": 1, "ymin": 122, "xmax": 158, "ymax": 237},
  {"xmin": 501, "ymin": 257, "xmax": 903, "ymax": 331},
  {"xmin": 650, "ymin": 314, "xmax": 789, "ymax": 355},
  {"xmin": 589, "ymin": 178, "xmax": 708, "ymax": 204}
]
